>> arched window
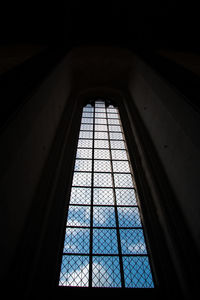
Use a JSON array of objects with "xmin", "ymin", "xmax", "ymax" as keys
[{"xmin": 58, "ymin": 99, "xmax": 154, "ymax": 288}]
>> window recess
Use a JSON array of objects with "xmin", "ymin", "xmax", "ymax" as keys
[{"xmin": 59, "ymin": 100, "xmax": 154, "ymax": 288}]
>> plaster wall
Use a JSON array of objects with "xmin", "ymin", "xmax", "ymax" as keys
[
  {"xmin": 129, "ymin": 57, "xmax": 200, "ymax": 250},
  {"xmin": 1, "ymin": 45, "xmax": 200, "ymax": 281},
  {"xmin": 0, "ymin": 54, "xmax": 71, "ymax": 276}
]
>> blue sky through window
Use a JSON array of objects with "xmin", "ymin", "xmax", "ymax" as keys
[{"xmin": 59, "ymin": 100, "xmax": 154, "ymax": 288}]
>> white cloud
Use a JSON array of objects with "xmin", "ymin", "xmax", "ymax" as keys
[
  {"xmin": 92, "ymin": 262, "xmax": 113, "ymax": 287},
  {"xmin": 59, "ymin": 263, "xmax": 89, "ymax": 287}
]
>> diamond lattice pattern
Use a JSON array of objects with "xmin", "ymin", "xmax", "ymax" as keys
[{"xmin": 59, "ymin": 101, "xmax": 154, "ymax": 289}]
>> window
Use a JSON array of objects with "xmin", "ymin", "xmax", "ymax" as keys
[{"xmin": 59, "ymin": 100, "xmax": 154, "ymax": 288}]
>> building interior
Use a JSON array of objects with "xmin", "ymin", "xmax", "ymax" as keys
[{"xmin": 0, "ymin": 1, "xmax": 200, "ymax": 299}]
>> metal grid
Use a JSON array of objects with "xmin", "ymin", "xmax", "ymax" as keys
[{"xmin": 59, "ymin": 100, "xmax": 154, "ymax": 288}]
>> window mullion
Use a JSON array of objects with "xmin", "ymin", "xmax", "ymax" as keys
[
  {"xmin": 89, "ymin": 104, "xmax": 95, "ymax": 287},
  {"xmin": 106, "ymin": 107, "xmax": 125, "ymax": 288}
]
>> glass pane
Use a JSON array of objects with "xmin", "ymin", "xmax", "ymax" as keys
[
  {"xmin": 92, "ymin": 256, "xmax": 121, "ymax": 288},
  {"xmin": 95, "ymin": 109, "xmax": 106, "ymax": 113},
  {"xmin": 83, "ymin": 107, "xmax": 94, "ymax": 113},
  {"xmin": 115, "ymin": 189, "xmax": 137, "ymax": 206},
  {"xmin": 107, "ymin": 108, "xmax": 118, "ymax": 113},
  {"xmin": 85, "ymin": 104, "xmax": 93, "ymax": 108},
  {"xmin": 109, "ymin": 132, "xmax": 123, "ymax": 140},
  {"xmin": 95, "ymin": 118, "xmax": 107, "ymax": 124},
  {"xmin": 123, "ymin": 256, "xmax": 154, "ymax": 288},
  {"xmin": 120, "ymin": 229, "xmax": 147, "ymax": 254},
  {"xmin": 72, "ymin": 172, "xmax": 92, "ymax": 186},
  {"xmin": 79, "ymin": 131, "xmax": 93, "ymax": 139},
  {"xmin": 74, "ymin": 159, "xmax": 92, "ymax": 171},
  {"xmin": 111, "ymin": 150, "xmax": 128, "ymax": 160},
  {"xmin": 78, "ymin": 139, "xmax": 93, "ymax": 148},
  {"xmin": 70, "ymin": 187, "xmax": 91, "ymax": 205},
  {"xmin": 95, "ymin": 112, "xmax": 106, "ymax": 118},
  {"xmin": 59, "ymin": 255, "xmax": 89, "ymax": 287},
  {"xmin": 117, "ymin": 207, "xmax": 141, "ymax": 227},
  {"xmin": 80, "ymin": 124, "xmax": 93, "ymax": 131},
  {"xmin": 107, "ymin": 118, "xmax": 120, "ymax": 125},
  {"xmin": 114, "ymin": 173, "xmax": 134, "ymax": 188},
  {"xmin": 112, "ymin": 160, "xmax": 130, "ymax": 173},
  {"xmin": 94, "ymin": 140, "xmax": 109, "ymax": 149},
  {"xmin": 93, "ymin": 229, "xmax": 118, "ymax": 254},
  {"xmin": 67, "ymin": 205, "xmax": 90, "ymax": 227},
  {"xmin": 81, "ymin": 118, "xmax": 93, "ymax": 124},
  {"xmin": 74, "ymin": 159, "xmax": 92, "ymax": 172},
  {"xmin": 93, "ymin": 188, "xmax": 114, "ymax": 205},
  {"xmin": 82, "ymin": 112, "xmax": 93, "ymax": 118},
  {"xmin": 94, "ymin": 131, "xmax": 108, "ymax": 140},
  {"xmin": 95, "ymin": 124, "xmax": 108, "ymax": 131},
  {"xmin": 93, "ymin": 173, "xmax": 113, "ymax": 187},
  {"xmin": 76, "ymin": 149, "xmax": 92, "ymax": 159},
  {"xmin": 63, "ymin": 227, "xmax": 90, "ymax": 253},
  {"xmin": 108, "ymin": 125, "xmax": 121, "ymax": 132},
  {"xmin": 95, "ymin": 103, "xmax": 105, "ymax": 108},
  {"xmin": 107, "ymin": 113, "xmax": 119, "ymax": 119},
  {"xmin": 94, "ymin": 149, "xmax": 110, "ymax": 160},
  {"xmin": 110, "ymin": 140, "xmax": 126, "ymax": 149},
  {"xmin": 94, "ymin": 160, "xmax": 111, "ymax": 172},
  {"xmin": 93, "ymin": 206, "xmax": 116, "ymax": 227}
]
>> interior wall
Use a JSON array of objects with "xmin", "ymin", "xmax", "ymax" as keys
[
  {"xmin": 0, "ymin": 45, "xmax": 199, "ymax": 291},
  {"xmin": 129, "ymin": 57, "xmax": 200, "ymax": 251},
  {"xmin": 68, "ymin": 46, "xmax": 200, "ymax": 254},
  {"xmin": 0, "ymin": 54, "xmax": 72, "ymax": 277},
  {"xmin": 0, "ymin": 45, "xmax": 134, "ymax": 282}
]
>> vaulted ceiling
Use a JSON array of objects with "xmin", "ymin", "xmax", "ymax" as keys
[{"xmin": 0, "ymin": 1, "xmax": 199, "ymax": 51}]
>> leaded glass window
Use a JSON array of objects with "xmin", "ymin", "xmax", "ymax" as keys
[{"xmin": 59, "ymin": 100, "xmax": 154, "ymax": 288}]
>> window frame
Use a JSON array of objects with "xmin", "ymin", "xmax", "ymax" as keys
[
  {"xmin": 56, "ymin": 98, "xmax": 157, "ymax": 290},
  {"xmin": 24, "ymin": 93, "xmax": 179, "ymax": 297}
]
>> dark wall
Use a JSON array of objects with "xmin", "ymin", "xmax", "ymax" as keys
[
  {"xmin": 0, "ymin": 53, "xmax": 71, "ymax": 278},
  {"xmin": 129, "ymin": 56, "xmax": 200, "ymax": 251},
  {"xmin": 0, "ymin": 45, "xmax": 199, "ymax": 298},
  {"xmin": 0, "ymin": 44, "xmax": 46, "ymax": 75}
]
